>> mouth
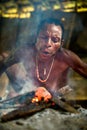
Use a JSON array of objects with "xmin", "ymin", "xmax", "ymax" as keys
[
  {"xmin": 43, "ymin": 51, "xmax": 50, "ymax": 54},
  {"xmin": 39, "ymin": 48, "xmax": 53, "ymax": 58},
  {"xmin": 41, "ymin": 50, "xmax": 51, "ymax": 56},
  {"xmin": 38, "ymin": 50, "xmax": 51, "ymax": 59}
]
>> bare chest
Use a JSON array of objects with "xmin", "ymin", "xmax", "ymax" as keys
[{"xmin": 24, "ymin": 59, "xmax": 69, "ymax": 90}]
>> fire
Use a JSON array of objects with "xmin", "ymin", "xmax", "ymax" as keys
[
  {"xmin": 32, "ymin": 97, "xmax": 39, "ymax": 103},
  {"xmin": 32, "ymin": 87, "xmax": 52, "ymax": 103},
  {"xmin": 36, "ymin": 87, "xmax": 52, "ymax": 99}
]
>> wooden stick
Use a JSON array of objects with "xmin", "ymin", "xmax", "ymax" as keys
[
  {"xmin": 51, "ymin": 96, "xmax": 79, "ymax": 114},
  {"xmin": 49, "ymin": 90, "xmax": 79, "ymax": 114},
  {"xmin": 0, "ymin": 91, "xmax": 35, "ymax": 105},
  {"xmin": 1, "ymin": 102, "xmax": 52, "ymax": 122}
]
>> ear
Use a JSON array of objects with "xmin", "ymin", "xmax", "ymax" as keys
[{"xmin": 61, "ymin": 39, "xmax": 64, "ymax": 46}]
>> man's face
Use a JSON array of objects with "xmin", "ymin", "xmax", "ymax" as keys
[{"xmin": 35, "ymin": 23, "xmax": 62, "ymax": 59}]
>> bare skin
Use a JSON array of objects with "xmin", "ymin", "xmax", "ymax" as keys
[{"xmin": 0, "ymin": 23, "xmax": 87, "ymax": 100}]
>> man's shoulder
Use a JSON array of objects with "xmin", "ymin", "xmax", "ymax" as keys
[
  {"xmin": 56, "ymin": 48, "xmax": 71, "ymax": 57},
  {"xmin": 60, "ymin": 48, "xmax": 76, "ymax": 57},
  {"xmin": 58, "ymin": 48, "xmax": 81, "ymax": 66},
  {"xmin": 56, "ymin": 48, "xmax": 77, "ymax": 62}
]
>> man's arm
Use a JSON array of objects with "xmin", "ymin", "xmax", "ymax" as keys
[
  {"xmin": 0, "ymin": 49, "xmax": 22, "ymax": 76},
  {"xmin": 0, "ymin": 52, "xmax": 10, "ymax": 75},
  {"xmin": 64, "ymin": 49, "xmax": 87, "ymax": 78}
]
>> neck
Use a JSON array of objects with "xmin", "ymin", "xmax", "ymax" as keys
[
  {"xmin": 36, "ymin": 54, "xmax": 55, "ymax": 83},
  {"xmin": 36, "ymin": 53, "xmax": 56, "ymax": 63}
]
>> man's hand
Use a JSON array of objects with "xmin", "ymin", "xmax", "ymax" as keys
[
  {"xmin": 32, "ymin": 87, "xmax": 52, "ymax": 103},
  {"xmin": 0, "ymin": 52, "xmax": 9, "ymax": 61}
]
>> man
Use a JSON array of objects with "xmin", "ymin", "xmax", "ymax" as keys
[{"xmin": 0, "ymin": 18, "xmax": 87, "ymax": 101}]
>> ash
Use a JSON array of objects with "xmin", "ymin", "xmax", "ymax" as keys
[{"xmin": 0, "ymin": 107, "xmax": 87, "ymax": 130}]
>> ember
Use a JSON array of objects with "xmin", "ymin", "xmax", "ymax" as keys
[{"xmin": 32, "ymin": 97, "xmax": 39, "ymax": 103}]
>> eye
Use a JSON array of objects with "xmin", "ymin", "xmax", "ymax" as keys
[
  {"xmin": 39, "ymin": 36, "xmax": 48, "ymax": 40},
  {"xmin": 52, "ymin": 37, "xmax": 61, "ymax": 43}
]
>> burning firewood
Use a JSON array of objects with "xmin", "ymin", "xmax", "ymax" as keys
[
  {"xmin": 0, "ymin": 90, "xmax": 80, "ymax": 122},
  {"xmin": 1, "ymin": 101, "xmax": 52, "ymax": 122}
]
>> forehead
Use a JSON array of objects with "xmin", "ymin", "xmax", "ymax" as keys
[{"xmin": 39, "ymin": 23, "xmax": 62, "ymax": 34}]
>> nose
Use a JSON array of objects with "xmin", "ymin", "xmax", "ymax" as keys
[{"xmin": 46, "ymin": 38, "xmax": 51, "ymax": 47}]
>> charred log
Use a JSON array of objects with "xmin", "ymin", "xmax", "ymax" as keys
[{"xmin": 1, "ymin": 101, "xmax": 52, "ymax": 122}]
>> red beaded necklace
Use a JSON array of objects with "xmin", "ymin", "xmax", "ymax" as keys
[{"xmin": 36, "ymin": 55, "xmax": 54, "ymax": 83}]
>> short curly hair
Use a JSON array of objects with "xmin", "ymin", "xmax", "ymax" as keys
[{"xmin": 37, "ymin": 18, "xmax": 64, "ymax": 40}]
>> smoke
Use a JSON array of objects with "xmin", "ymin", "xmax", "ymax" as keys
[{"xmin": 4, "ymin": 47, "xmax": 38, "ymax": 99}]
